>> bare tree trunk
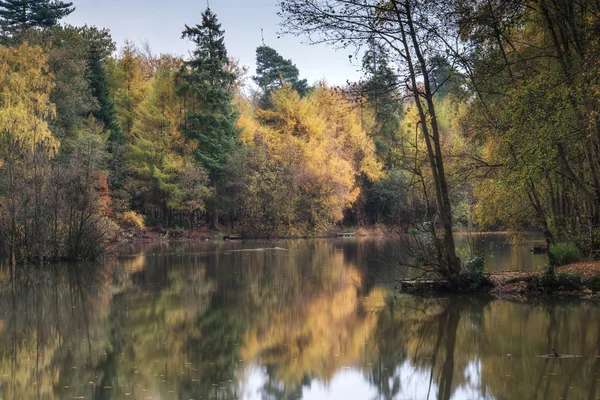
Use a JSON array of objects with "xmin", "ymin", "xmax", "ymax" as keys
[{"xmin": 392, "ymin": 0, "xmax": 461, "ymax": 278}]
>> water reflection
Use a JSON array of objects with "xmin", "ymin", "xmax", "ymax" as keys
[{"xmin": 0, "ymin": 239, "xmax": 596, "ymax": 400}]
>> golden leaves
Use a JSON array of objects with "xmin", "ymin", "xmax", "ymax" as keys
[{"xmin": 0, "ymin": 43, "xmax": 59, "ymax": 155}]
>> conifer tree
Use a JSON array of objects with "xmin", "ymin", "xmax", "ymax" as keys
[
  {"xmin": 87, "ymin": 42, "xmax": 128, "ymax": 212},
  {"xmin": 253, "ymin": 45, "xmax": 309, "ymax": 107},
  {"xmin": 179, "ymin": 7, "xmax": 239, "ymax": 228},
  {"xmin": 361, "ymin": 39, "xmax": 402, "ymax": 168},
  {"xmin": 113, "ymin": 41, "xmax": 148, "ymax": 136},
  {"xmin": 0, "ymin": 0, "xmax": 74, "ymax": 38},
  {"xmin": 129, "ymin": 65, "xmax": 186, "ymax": 222}
]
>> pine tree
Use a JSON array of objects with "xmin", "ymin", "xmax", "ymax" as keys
[
  {"xmin": 87, "ymin": 42, "xmax": 128, "ymax": 212},
  {"xmin": 361, "ymin": 39, "xmax": 402, "ymax": 168},
  {"xmin": 113, "ymin": 41, "xmax": 148, "ymax": 136},
  {"xmin": 253, "ymin": 45, "xmax": 309, "ymax": 107},
  {"xmin": 0, "ymin": 0, "xmax": 74, "ymax": 38},
  {"xmin": 178, "ymin": 7, "xmax": 239, "ymax": 227}
]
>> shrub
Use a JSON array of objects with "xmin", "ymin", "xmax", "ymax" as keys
[
  {"xmin": 173, "ymin": 226, "xmax": 185, "ymax": 238},
  {"xmin": 460, "ymin": 254, "xmax": 486, "ymax": 290},
  {"xmin": 550, "ymin": 242, "xmax": 582, "ymax": 267},
  {"xmin": 121, "ymin": 210, "xmax": 146, "ymax": 231},
  {"xmin": 555, "ymin": 272, "xmax": 582, "ymax": 288},
  {"xmin": 588, "ymin": 275, "xmax": 600, "ymax": 292}
]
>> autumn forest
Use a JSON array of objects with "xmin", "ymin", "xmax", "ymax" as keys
[{"xmin": 1, "ymin": 0, "xmax": 600, "ymax": 287}]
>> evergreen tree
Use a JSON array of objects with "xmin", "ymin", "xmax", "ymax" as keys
[
  {"xmin": 0, "ymin": 0, "xmax": 74, "ymax": 38},
  {"xmin": 178, "ymin": 7, "xmax": 239, "ymax": 227},
  {"xmin": 87, "ymin": 42, "xmax": 129, "ymax": 212},
  {"xmin": 253, "ymin": 45, "xmax": 309, "ymax": 107},
  {"xmin": 361, "ymin": 39, "xmax": 402, "ymax": 168}
]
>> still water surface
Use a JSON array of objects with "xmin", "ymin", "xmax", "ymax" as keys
[{"xmin": 0, "ymin": 235, "xmax": 597, "ymax": 400}]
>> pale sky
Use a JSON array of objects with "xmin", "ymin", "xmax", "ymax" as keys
[{"xmin": 64, "ymin": 0, "xmax": 363, "ymax": 86}]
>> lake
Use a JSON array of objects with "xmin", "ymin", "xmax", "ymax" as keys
[{"xmin": 0, "ymin": 234, "xmax": 597, "ymax": 400}]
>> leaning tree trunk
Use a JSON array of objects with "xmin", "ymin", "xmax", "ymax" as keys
[{"xmin": 393, "ymin": 0, "xmax": 461, "ymax": 278}]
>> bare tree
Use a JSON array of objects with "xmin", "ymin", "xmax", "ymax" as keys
[{"xmin": 280, "ymin": 0, "xmax": 462, "ymax": 279}]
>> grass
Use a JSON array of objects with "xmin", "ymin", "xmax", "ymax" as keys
[{"xmin": 550, "ymin": 242, "xmax": 582, "ymax": 267}]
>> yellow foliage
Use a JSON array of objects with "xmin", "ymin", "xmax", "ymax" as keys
[
  {"xmin": 121, "ymin": 210, "xmax": 146, "ymax": 230},
  {"xmin": 237, "ymin": 84, "xmax": 382, "ymax": 230},
  {"xmin": 0, "ymin": 43, "xmax": 58, "ymax": 154}
]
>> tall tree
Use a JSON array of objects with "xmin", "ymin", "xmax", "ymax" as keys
[
  {"xmin": 0, "ymin": 0, "xmax": 74, "ymax": 39},
  {"xmin": 87, "ymin": 41, "xmax": 129, "ymax": 213},
  {"xmin": 456, "ymin": 0, "xmax": 600, "ymax": 270},
  {"xmin": 128, "ymin": 63, "xmax": 188, "ymax": 223},
  {"xmin": 253, "ymin": 45, "xmax": 309, "ymax": 107},
  {"xmin": 361, "ymin": 39, "xmax": 403, "ymax": 167},
  {"xmin": 178, "ymin": 7, "xmax": 239, "ymax": 228},
  {"xmin": 0, "ymin": 43, "xmax": 58, "ymax": 267},
  {"xmin": 281, "ymin": 0, "xmax": 463, "ymax": 280},
  {"xmin": 112, "ymin": 40, "xmax": 149, "ymax": 137}
]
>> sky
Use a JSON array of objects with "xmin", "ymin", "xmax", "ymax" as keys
[{"xmin": 64, "ymin": 0, "xmax": 363, "ymax": 86}]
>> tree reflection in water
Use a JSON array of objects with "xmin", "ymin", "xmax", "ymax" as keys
[{"xmin": 0, "ymin": 240, "xmax": 599, "ymax": 399}]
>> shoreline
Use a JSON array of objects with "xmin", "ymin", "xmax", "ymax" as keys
[
  {"xmin": 117, "ymin": 225, "xmax": 391, "ymax": 244},
  {"xmin": 118, "ymin": 226, "xmax": 536, "ymax": 244},
  {"xmin": 400, "ymin": 261, "xmax": 600, "ymax": 300}
]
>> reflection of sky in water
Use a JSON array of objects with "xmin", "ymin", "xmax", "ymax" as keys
[{"xmin": 243, "ymin": 360, "xmax": 493, "ymax": 399}]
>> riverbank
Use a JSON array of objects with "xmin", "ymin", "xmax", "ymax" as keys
[
  {"xmin": 119, "ymin": 224, "xmax": 390, "ymax": 243},
  {"xmin": 398, "ymin": 262, "xmax": 600, "ymax": 299},
  {"xmin": 489, "ymin": 261, "xmax": 600, "ymax": 299}
]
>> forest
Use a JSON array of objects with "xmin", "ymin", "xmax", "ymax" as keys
[{"xmin": 1, "ymin": 0, "xmax": 599, "ymax": 286}]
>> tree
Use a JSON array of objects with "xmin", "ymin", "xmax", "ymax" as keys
[
  {"xmin": 178, "ymin": 7, "xmax": 239, "ymax": 228},
  {"xmin": 128, "ymin": 63, "xmax": 188, "ymax": 224},
  {"xmin": 253, "ymin": 45, "xmax": 309, "ymax": 107},
  {"xmin": 280, "ymin": 0, "xmax": 463, "ymax": 280},
  {"xmin": 0, "ymin": 0, "xmax": 74, "ymax": 39},
  {"xmin": 17, "ymin": 25, "xmax": 113, "ymax": 144},
  {"xmin": 360, "ymin": 39, "xmax": 403, "ymax": 168},
  {"xmin": 112, "ymin": 40, "xmax": 149, "ymax": 136},
  {"xmin": 0, "ymin": 43, "xmax": 58, "ymax": 267},
  {"xmin": 87, "ymin": 40, "xmax": 129, "ymax": 213},
  {"xmin": 178, "ymin": 162, "xmax": 211, "ymax": 236},
  {"xmin": 454, "ymin": 0, "xmax": 600, "ymax": 273},
  {"xmin": 235, "ymin": 85, "xmax": 381, "ymax": 237}
]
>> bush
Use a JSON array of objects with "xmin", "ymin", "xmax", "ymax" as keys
[
  {"xmin": 550, "ymin": 242, "xmax": 582, "ymax": 267},
  {"xmin": 588, "ymin": 275, "xmax": 600, "ymax": 292},
  {"xmin": 555, "ymin": 272, "xmax": 582, "ymax": 288},
  {"xmin": 173, "ymin": 226, "xmax": 185, "ymax": 238},
  {"xmin": 169, "ymin": 219, "xmax": 186, "ymax": 229},
  {"xmin": 460, "ymin": 254, "xmax": 486, "ymax": 290},
  {"xmin": 121, "ymin": 210, "xmax": 146, "ymax": 231}
]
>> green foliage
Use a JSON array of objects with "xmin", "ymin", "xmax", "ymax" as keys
[
  {"xmin": 588, "ymin": 275, "xmax": 600, "ymax": 292},
  {"xmin": 550, "ymin": 243, "xmax": 582, "ymax": 267},
  {"xmin": 128, "ymin": 62, "xmax": 188, "ymax": 216},
  {"xmin": 555, "ymin": 272, "xmax": 583, "ymax": 287},
  {"xmin": 0, "ymin": 0, "xmax": 74, "ymax": 40},
  {"xmin": 361, "ymin": 39, "xmax": 403, "ymax": 168},
  {"xmin": 86, "ymin": 38, "xmax": 129, "ymax": 212},
  {"xmin": 364, "ymin": 169, "xmax": 416, "ymax": 225},
  {"xmin": 253, "ymin": 45, "xmax": 309, "ymax": 107},
  {"xmin": 459, "ymin": 254, "xmax": 486, "ymax": 291},
  {"xmin": 178, "ymin": 8, "xmax": 239, "ymax": 182}
]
